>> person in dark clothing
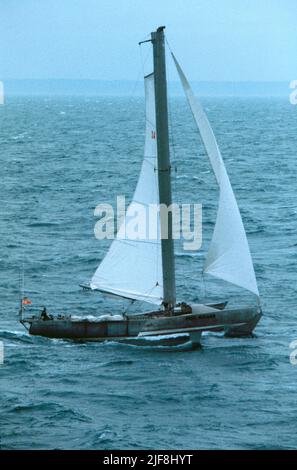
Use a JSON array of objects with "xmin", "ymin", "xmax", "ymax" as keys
[{"xmin": 40, "ymin": 306, "xmax": 49, "ymax": 320}]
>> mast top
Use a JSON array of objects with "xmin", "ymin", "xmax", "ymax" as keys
[{"xmin": 139, "ymin": 26, "xmax": 166, "ymax": 46}]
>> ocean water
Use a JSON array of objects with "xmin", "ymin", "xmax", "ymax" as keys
[{"xmin": 0, "ymin": 94, "xmax": 297, "ymax": 450}]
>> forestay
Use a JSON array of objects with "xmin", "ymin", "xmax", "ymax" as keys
[
  {"xmin": 91, "ymin": 73, "xmax": 163, "ymax": 304},
  {"xmin": 172, "ymin": 54, "xmax": 259, "ymax": 297}
]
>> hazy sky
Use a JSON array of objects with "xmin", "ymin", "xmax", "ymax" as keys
[{"xmin": 0, "ymin": 0, "xmax": 295, "ymax": 81}]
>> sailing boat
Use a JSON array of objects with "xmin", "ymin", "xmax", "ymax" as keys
[{"xmin": 20, "ymin": 26, "xmax": 262, "ymax": 346}]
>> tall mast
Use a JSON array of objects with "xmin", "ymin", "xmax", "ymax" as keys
[{"xmin": 151, "ymin": 26, "xmax": 176, "ymax": 308}]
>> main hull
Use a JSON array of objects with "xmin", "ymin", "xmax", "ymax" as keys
[{"xmin": 24, "ymin": 306, "xmax": 262, "ymax": 346}]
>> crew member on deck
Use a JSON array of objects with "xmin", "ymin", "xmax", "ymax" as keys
[{"xmin": 40, "ymin": 306, "xmax": 49, "ymax": 321}]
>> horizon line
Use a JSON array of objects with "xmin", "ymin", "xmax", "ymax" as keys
[{"xmin": 1, "ymin": 78, "xmax": 292, "ymax": 83}]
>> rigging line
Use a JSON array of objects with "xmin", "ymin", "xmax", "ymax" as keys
[
  {"xmin": 165, "ymin": 39, "xmax": 178, "ymax": 204},
  {"xmin": 125, "ymin": 39, "xmax": 150, "ymax": 105},
  {"xmin": 168, "ymin": 88, "xmax": 178, "ymax": 201},
  {"xmin": 21, "ymin": 255, "xmax": 25, "ymax": 299},
  {"xmin": 115, "ymin": 238, "xmax": 160, "ymax": 247},
  {"xmin": 165, "ymin": 39, "xmax": 183, "ymax": 289},
  {"xmin": 18, "ymin": 254, "xmax": 25, "ymax": 318},
  {"xmin": 139, "ymin": 41, "xmax": 151, "ymax": 80},
  {"xmin": 128, "ymin": 63, "xmax": 143, "ymax": 103},
  {"xmin": 154, "ymin": 176, "xmax": 160, "ymax": 291},
  {"xmin": 165, "ymin": 36, "xmax": 173, "ymax": 54},
  {"xmin": 152, "ymin": 143, "xmax": 160, "ymax": 291},
  {"xmin": 123, "ymin": 298, "xmax": 136, "ymax": 315},
  {"xmin": 135, "ymin": 283, "xmax": 163, "ymax": 313},
  {"xmin": 19, "ymin": 266, "xmax": 22, "ymax": 305},
  {"xmin": 166, "ymin": 38, "xmax": 205, "ymax": 297},
  {"xmin": 201, "ymin": 271, "xmax": 207, "ymax": 301}
]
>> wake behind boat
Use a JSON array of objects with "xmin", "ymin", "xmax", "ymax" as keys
[{"xmin": 20, "ymin": 26, "xmax": 262, "ymax": 346}]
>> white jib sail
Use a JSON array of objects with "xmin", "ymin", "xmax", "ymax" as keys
[
  {"xmin": 91, "ymin": 73, "xmax": 163, "ymax": 304},
  {"xmin": 172, "ymin": 54, "xmax": 259, "ymax": 297}
]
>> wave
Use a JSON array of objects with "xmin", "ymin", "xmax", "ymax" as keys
[{"xmin": 0, "ymin": 329, "xmax": 33, "ymax": 343}]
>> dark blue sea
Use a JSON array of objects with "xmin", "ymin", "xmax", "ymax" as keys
[{"xmin": 0, "ymin": 94, "xmax": 297, "ymax": 449}]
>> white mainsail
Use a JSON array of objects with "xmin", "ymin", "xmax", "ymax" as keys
[
  {"xmin": 172, "ymin": 54, "xmax": 259, "ymax": 297},
  {"xmin": 91, "ymin": 73, "xmax": 163, "ymax": 304}
]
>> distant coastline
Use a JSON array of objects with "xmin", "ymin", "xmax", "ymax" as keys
[{"xmin": 1, "ymin": 79, "xmax": 290, "ymax": 97}]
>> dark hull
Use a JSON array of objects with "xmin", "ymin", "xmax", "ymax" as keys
[{"xmin": 24, "ymin": 306, "xmax": 262, "ymax": 345}]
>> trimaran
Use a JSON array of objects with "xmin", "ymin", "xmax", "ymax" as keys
[{"xmin": 20, "ymin": 27, "xmax": 262, "ymax": 346}]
